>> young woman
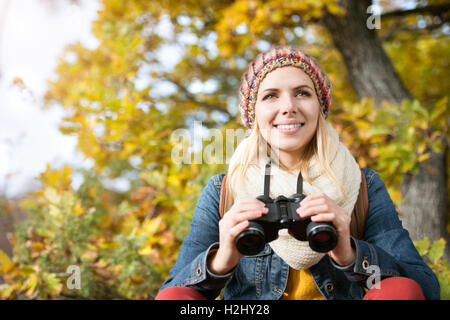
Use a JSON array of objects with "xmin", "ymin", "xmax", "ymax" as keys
[{"xmin": 156, "ymin": 47, "xmax": 440, "ymax": 300}]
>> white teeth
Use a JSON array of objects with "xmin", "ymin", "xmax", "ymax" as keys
[{"xmin": 276, "ymin": 123, "xmax": 304, "ymax": 129}]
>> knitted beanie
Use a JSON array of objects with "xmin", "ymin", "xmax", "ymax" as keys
[{"xmin": 238, "ymin": 46, "xmax": 332, "ymax": 129}]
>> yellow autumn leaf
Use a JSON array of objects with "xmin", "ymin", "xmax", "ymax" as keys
[
  {"xmin": 88, "ymin": 188, "xmax": 97, "ymax": 197},
  {"xmin": 141, "ymin": 217, "xmax": 162, "ymax": 236},
  {"xmin": 131, "ymin": 274, "xmax": 144, "ymax": 284},
  {"xmin": 417, "ymin": 142, "xmax": 428, "ymax": 154},
  {"xmin": 138, "ymin": 246, "xmax": 151, "ymax": 256},
  {"xmin": 417, "ymin": 154, "xmax": 430, "ymax": 162},
  {"xmin": 120, "ymin": 214, "xmax": 140, "ymax": 236},
  {"xmin": 0, "ymin": 249, "xmax": 11, "ymax": 267},
  {"xmin": 82, "ymin": 250, "xmax": 99, "ymax": 262},
  {"xmin": 0, "ymin": 281, "xmax": 22, "ymax": 299},
  {"xmin": 74, "ymin": 201, "xmax": 84, "ymax": 215},
  {"xmin": 0, "ymin": 261, "xmax": 18, "ymax": 274},
  {"xmin": 22, "ymin": 274, "xmax": 38, "ymax": 297},
  {"xmin": 326, "ymin": 2, "xmax": 345, "ymax": 16}
]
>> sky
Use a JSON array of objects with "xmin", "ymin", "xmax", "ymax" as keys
[{"xmin": 0, "ymin": 0, "xmax": 100, "ymax": 198}]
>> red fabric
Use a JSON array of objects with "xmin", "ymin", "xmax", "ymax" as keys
[
  {"xmin": 156, "ymin": 277, "xmax": 425, "ymax": 300},
  {"xmin": 155, "ymin": 286, "xmax": 207, "ymax": 300},
  {"xmin": 363, "ymin": 277, "xmax": 425, "ymax": 300}
]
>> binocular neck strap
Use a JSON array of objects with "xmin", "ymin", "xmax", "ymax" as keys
[
  {"xmin": 264, "ymin": 160, "xmax": 304, "ymax": 197},
  {"xmin": 296, "ymin": 170, "xmax": 303, "ymax": 195},
  {"xmin": 263, "ymin": 161, "xmax": 271, "ymax": 199}
]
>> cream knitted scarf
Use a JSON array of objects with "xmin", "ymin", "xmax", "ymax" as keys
[{"xmin": 228, "ymin": 122, "xmax": 361, "ymax": 270}]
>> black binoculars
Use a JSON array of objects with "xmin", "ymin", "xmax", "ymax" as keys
[{"xmin": 235, "ymin": 161, "xmax": 338, "ymax": 256}]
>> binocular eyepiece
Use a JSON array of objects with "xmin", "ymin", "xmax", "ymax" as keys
[{"xmin": 235, "ymin": 161, "xmax": 338, "ymax": 256}]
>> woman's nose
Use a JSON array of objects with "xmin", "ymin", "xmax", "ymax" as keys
[{"xmin": 279, "ymin": 94, "xmax": 297, "ymax": 115}]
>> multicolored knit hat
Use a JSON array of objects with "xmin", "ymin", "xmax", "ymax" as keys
[{"xmin": 238, "ymin": 46, "xmax": 332, "ymax": 129}]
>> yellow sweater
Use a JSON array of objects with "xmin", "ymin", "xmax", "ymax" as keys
[{"xmin": 281, "ymin": 268, "xmax": 325, "ymax": 300}]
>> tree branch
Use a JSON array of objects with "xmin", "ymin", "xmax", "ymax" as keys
[
  {"xmin": 158, "ymin": 75, "xmax": 232, "ymax": 118},
  {"xmin": 379, "ymin": 14, "xmax": 450, "ymax": 42},
  {"xmin": 381, "ymin": 4, "xmax": 450, "ymax": 19}
]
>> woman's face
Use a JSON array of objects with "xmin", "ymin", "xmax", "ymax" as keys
[{"xmin": 255, "ymin": 66, "xmax": 321, "ymax": 167}]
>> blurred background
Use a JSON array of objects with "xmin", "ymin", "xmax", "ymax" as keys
[
  {"xmin": 0, "ymin": 0, "xmax": 449, "ymax": 299},
  {"xmin": 0, "ymin": 0, "xmax": 99, "ymax": 198}
]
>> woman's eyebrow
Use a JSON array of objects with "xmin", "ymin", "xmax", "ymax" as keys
[
  {"xmin": 261, "ymin": 85, "xmax": 314, "ymax": 93},
  {"xmin": 293, "ymin": 85, "xmax": 314, "ymax": 91}
]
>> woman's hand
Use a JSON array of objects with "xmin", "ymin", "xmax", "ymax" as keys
[
  {"xmin": 296, "ymin": 193, "xmax": 355, "ymax": 266},
  {"xmin": 208, "ymin": 198, "xmax": 269, "ymax": 275}
]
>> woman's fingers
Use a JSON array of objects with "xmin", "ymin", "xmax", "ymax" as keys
[
  {"xmin": 228, "ymin": 220, "xmax": 250, "ymax": 239},
  {"xmin": 220, "ymin": 198, "xmax": 268, "ymax": 238},
  {"xmin": 298, "ymin": 204, "xmax": 329, "ymax": 218},
  {"xmin": 222, "ymin": 210, "xmax": 265, "ymax": 230},
  {"xmin": 231, "ymin": 199, "xmax": 267, "ymax": 212},
  {"xmin": 310, "ymin": 212, "xmax": 335, "ymax": 222}
]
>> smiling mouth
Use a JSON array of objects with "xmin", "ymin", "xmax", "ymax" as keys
[{"xmin": 273, "ymin": 123, "xmax": 305, "ymax": 129}]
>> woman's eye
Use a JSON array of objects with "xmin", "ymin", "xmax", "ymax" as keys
[
  {"xmin": 296, "ymin": 90, "xmax": 311, "ymax": 97},
  {"xmin": 262, "ymin": 93, "xmax": 276, "ymax": 100},
  {"xmin": 262, "ymin": 90, "xmax": 311, "ymax": 101}
]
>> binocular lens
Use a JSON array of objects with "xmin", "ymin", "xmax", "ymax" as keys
[
  {"xmin": 307, "ymin": 223, "xmax": 338, "ymax": 253},
  {"xmin": 236, "ymin": 224, "xmax": 265, "ymax": 256},
  {"xmin": 312, "ymin": 233, "xmax": 331, "ymax": 242}
]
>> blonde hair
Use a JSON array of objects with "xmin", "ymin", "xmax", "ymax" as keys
[{"xmin": 226, "ymin": 111, "xmax": 348, "ymax": 201}]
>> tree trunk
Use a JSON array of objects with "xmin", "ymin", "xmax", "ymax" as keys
[
  {"xmin": 399, "ymin": 150, "xmax": 448, "ymax": 242},
  {"xmin": 320, "ymin": 0, "xmax": 449, "ymax": 256},
  {"xmin": 320, "ymin": 0, "xmax": 412, "ymax": 104}
]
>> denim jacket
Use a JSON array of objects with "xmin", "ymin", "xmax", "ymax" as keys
[{"xmin": 159, "ymin": 168, "xmax": 440, "ymax": 300}]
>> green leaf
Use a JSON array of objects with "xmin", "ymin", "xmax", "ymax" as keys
[
  {"xmin": 411, "ymin": 100, "xmax": 429, "ymax": 120},
  {"xmin": 44, "ymin": 187, "xmax": 61, "ymax": 205},
  {"xmin": 41, "ymin": 272, "xmax": 63, "ymax": 296},
  {"xmin": 366, "ymin": 127, "xmax": 391, "ymax": 136},
  {"xmin": 414, "ymin": 237, "xmax": 430, "ymax": 256},
  {"xmin": 428, "ymin": 238, "xmax": 446, "ymax": 265},
  {"xmin": 430, "ymin": 96, "xmax": 448, "ymax": 123},
  {"xmin": 437, "ymin": 273, "xmax": 450, "ymax": 300},
  {"xmin": 432, "ymin": 139, "xmax": 444, "ymax": 152}
]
